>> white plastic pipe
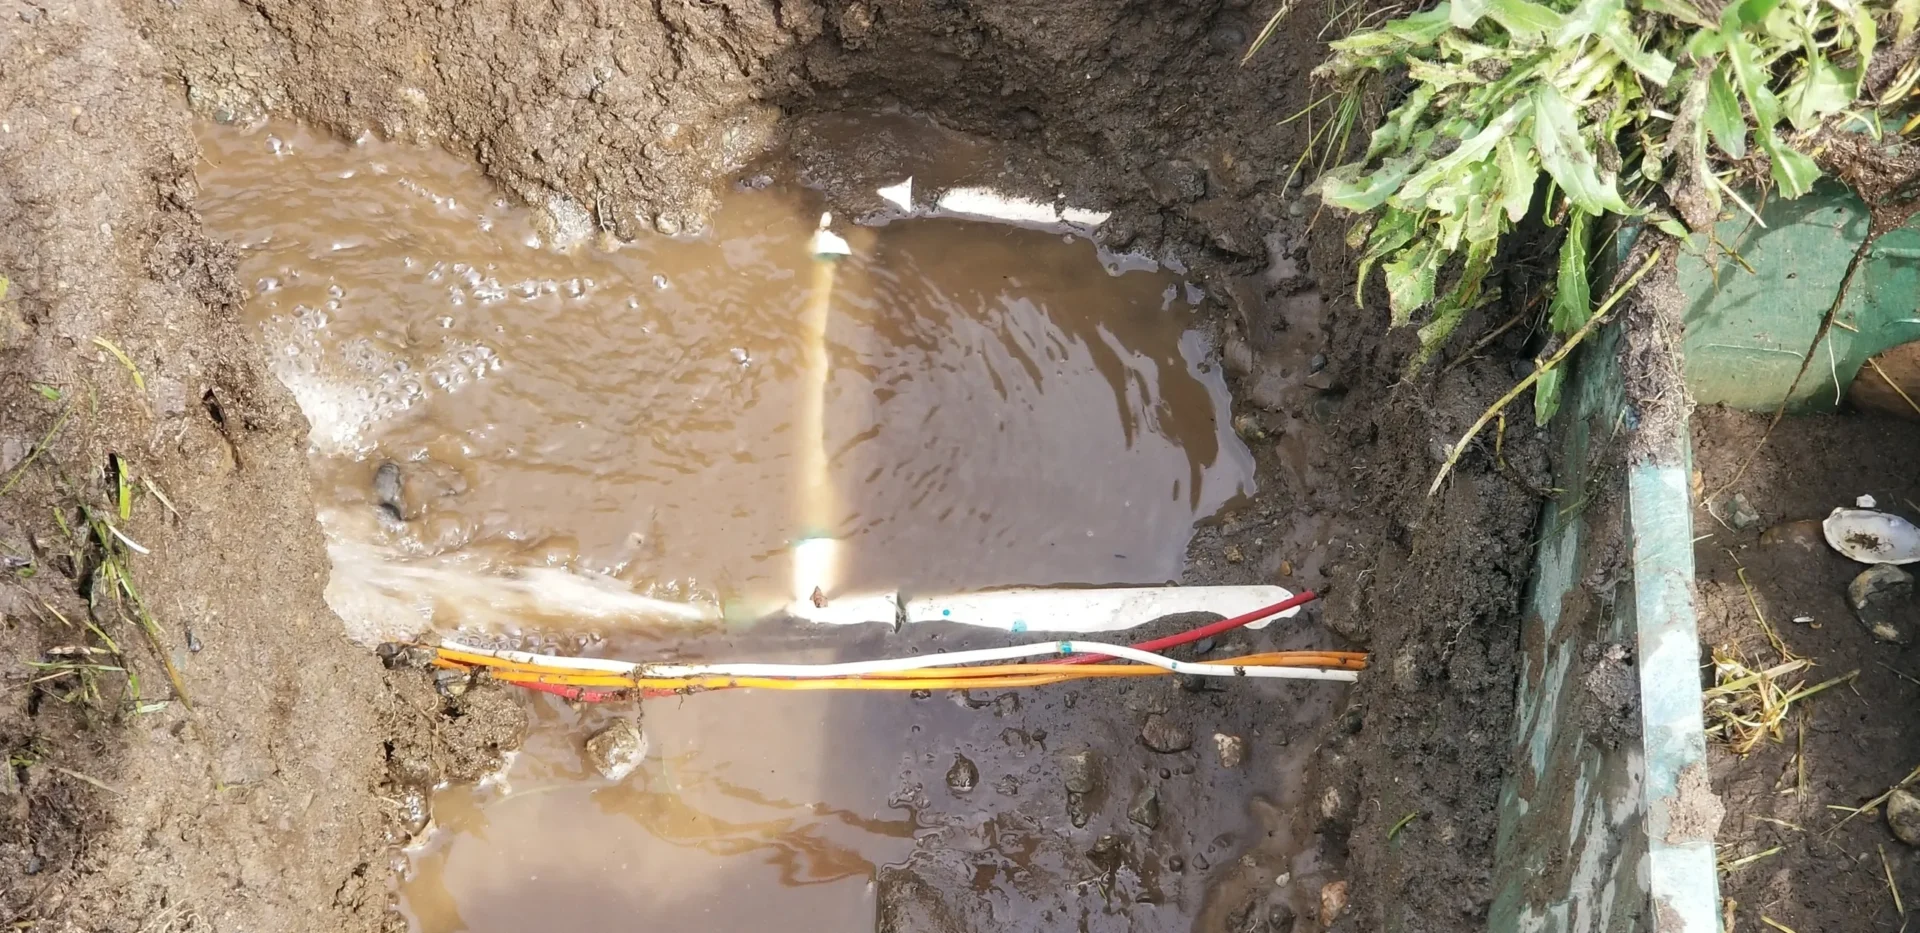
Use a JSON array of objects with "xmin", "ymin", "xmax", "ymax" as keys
[
  {"xmin": 902, "ymin": 585, "xmax": 1301, "ymax": 633},
  {"xmin": 792, "ymin": 216, "xmax": 852, "ymax": 605}
]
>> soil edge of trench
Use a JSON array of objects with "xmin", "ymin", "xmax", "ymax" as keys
[{"xmin": 3, "ymin": 1, "xmax": 1545, "ymax": 931}]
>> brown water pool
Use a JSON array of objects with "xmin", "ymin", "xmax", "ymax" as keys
[{"xmin": 193, "ymin": 119, "xmax": 1336, "ymax": 933}]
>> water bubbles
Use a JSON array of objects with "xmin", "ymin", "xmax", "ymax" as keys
[
  {"xmin": 653, "ymin": 274, "xmax": 670, "ymax": 290},
  {"xmin": 730, "ymin": 347, "xmax": 751, "ymax": 367},
  {"xmin": 268, "ymin": 136, "xmax": 287, "ymax": 156},
  {"xmin": 328, "ymin": 283, "xmax": 345, "ymax": 300},
  {"xmin": 255, "ymin": 276, "xmax": 281, "ymax": 295}
]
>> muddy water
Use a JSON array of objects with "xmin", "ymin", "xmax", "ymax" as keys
[
  {"xmin": 195, "ymin": 122, "xmax": 1252, "ymax": 637},
  {"xmin": 193, "ymin": 121, "xmax": 1332, "ymax": 933}
]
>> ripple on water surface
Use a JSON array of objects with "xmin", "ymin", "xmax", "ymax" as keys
[{"xmin": 195, "ymin": 120, "xmax": 1255, "ymax": 629}]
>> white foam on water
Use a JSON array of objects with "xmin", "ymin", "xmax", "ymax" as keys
[
  {"xmin": 262, "ymin": 300, "xmax": 501, "ymax": 457},
  {"xmin": 324, "ymin": 537, "xmax": 720, "ymax": 646}
]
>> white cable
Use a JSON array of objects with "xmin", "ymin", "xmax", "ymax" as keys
[{"xmin": 442, "ymin": 639, "xmax": 1360, "ymax": 682}]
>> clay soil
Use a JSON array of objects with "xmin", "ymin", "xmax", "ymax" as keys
[
  {"xmin": 2, "ymin": 1, "xmax": 1546, "ymax": 931},
  {"xmin": 1693, "ymin": 406, "xmax": 1920, "ymax": 933}
]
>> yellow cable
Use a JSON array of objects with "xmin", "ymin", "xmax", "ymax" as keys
[
  {"xmin": 434, "ymin": 649, "xmax": 1367, "ymax": 694},
  {"xmin": 433, "ymin": 647, "xmax": 1366, "ymax": 680}
]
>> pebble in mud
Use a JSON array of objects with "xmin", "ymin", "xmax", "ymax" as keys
[
  {"xmin": 1849, "ymin": 564, "xmax": 1914, "ymax": 644},
  {"xmin": 1213, "ymin": 732, "xmax": 1246, "ymax": 769},
  {"xmin": 584, "ymin": 718, "xmax": 647, "ymax": 782},
  {"xmin": 1889, "ymin": 789, "xmax": 1920, "ymax": 846},
  {"xmin": 1068, "ymin": 793, "xmax": 1093, "ymax": 828},
  {"xmin": 1127, "ymin": 785, "xmax": 1162, "ymax": 829},
  {"xmin": 1320, "ymin": 880, "xmax": 1350, "ymax": 924},
  {"xmin": 394, "ymin": 784, "xmax": 432, "ymax": 839},
  {"xmin": 373, "ymin": 460, "xmax": 404, "ymax": 524},
  {"xmin": 945, "ymin": 754, "xmax": 979, "ymax": 793},
  {"xmin": 1140, "ymin": 714, "xmax": 1193, "ymax": 753},
  {"xmin": 1061, "ymin": 749, "xmax": 1101, "ymax": 794}
]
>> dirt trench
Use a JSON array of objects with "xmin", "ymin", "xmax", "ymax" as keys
[{"xmin": 1, "ymin": 1, "xmax": 1545, "ymax": 930}]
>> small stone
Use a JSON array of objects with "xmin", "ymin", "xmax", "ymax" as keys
[
  {"xmin": 1140, "ymin": 714, "xmax": 1193, "ymax": 753},
  {"xmin": 1320, "ymin": 880, "xmax": 1349, "ymax": 925},
  {"xmin": 946, "ymin": 754, "xmax": 979, "ymax": 793},
  {"xmin": 1277, "ymin": 560, "xmax": 1293, "ymax": 577},
  {"xmin": 1168, "ymin": 855, "xmax": 1185, "ymax": 872},
  {"xmin": 1194, "ymin": 636, "xmax": 1216, "ymax": 655},
  {"xmin": 1128, "ymin": 785, "xmax": 1162, "ymax": 829},
  {"xmin": 1061, "ymin": 749, "xmax": 1101, "ymax": 794},
  {"xmin": 1068, "ymin": 792, "xmax": 1092, "ymax": 828},
  {"xmin": 1760, "ymin": 519, "xmax": 1828, "ymax": 552},
  {"xmin": 1849, "ymin": 564, "xmax": 1914, "ymax": 645},
  {"xmin": 1225, "ymin": 545, "xmax": 1245, "ymax": 564},
  {"xmin": 1729, "ymin": 493, "xmax": 1762, "ymax": 530},
  {"xmin": 1087, "ymin": 834, "xmax": 1127, "ymax": 871},
  {"xmin": 374, "ymin": 461, "xmax": 405, "ymax": 523},
  {"xmin": 1308, "ymin": 353, "xmax": 1327, "ymax": 374},
  {"xmin": 1232, "ymin": 412, "xmax": 1268, "ymax": 441},
  {"xmin": 584, "ymin": 719, "xmax": 647, "ymax": 781},
  {"xmin": 1143, "ymin": 160, "xmax": 1207, "ymax": 205},
  {"xmin": 1213, "ymin": 733, "xmax": 1246, "ymax": 769},
  {"xmin": 395, "ymin": 784, "xmax": 432, "ymax": 837},
  {"xmin": 1889, "ymin": 790, "xmax": 1920, "ymax": 845},
  {"xmin": 995, "ymin": 774, "xmax": 1020, "ymax": 796},
  {"xmin": 433, "ymin": 669, "xmax": 471, "ymax": 697},
  {"xmin": 838, "ymin": 1, "xmax": 873, "ymax": 38}
]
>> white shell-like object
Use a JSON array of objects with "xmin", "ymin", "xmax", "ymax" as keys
[{"xmin": 1822, "ymin": 508, "xmax": 1920, "ymax": 564}]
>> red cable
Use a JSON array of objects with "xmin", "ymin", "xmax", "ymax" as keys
[{"xmin": 1057, "ymin": 590, "xmax": 1319, "ymax": 665}]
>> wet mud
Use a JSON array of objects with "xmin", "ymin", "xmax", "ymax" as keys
[
  {"xmin": 1693, "ymin": 407, "xmax": 1920, "ymax": 933},
  {"xmin": 0, "ymin": 1, "xmax": 1546, "ymax": 932}
]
